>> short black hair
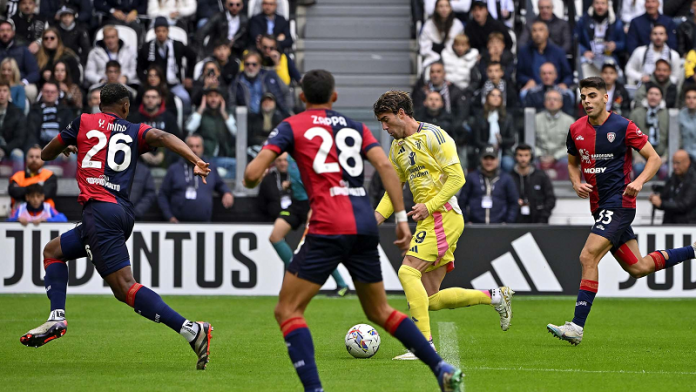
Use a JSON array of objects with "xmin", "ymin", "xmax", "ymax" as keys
[
  {"xmin": 213, "ymin": 38, "xmax": 231, "ymax": 48},
  {"xmin": 100, "ymin": 83, "xmax": 130, "ymax": 107},
  {"xmin": 42, "ymin": 79, "xmax": 59, "ymax": 92},
  {"xmin": 25, "ymin": 183, "xmax": 44, "ymax": 196},
  {"xmin": 142, "ymin": 86, "xmax": 161, "ymax": 97},
  {"xmin": 655, "ymin": 58, "xmax": 672, "ymax": 70},
  {"xmin": 651, "ymin": 23, "xmax": 667, "ymax": 33},
  {"xmin": 579, "ymin": 76, "xmax": 606, "ymax": 93},
  {"xmin": 684, "ymin": 85, "xmax": 696, "ymax": 96},
  {"xmin": 106, "ymin": 60, "xmax": 121, "ymax": 70},
  {"xmin": 645, "ymin": 82, "xmax": 663, "ymax": 96},
  {"xmin": 601, "ymin": 62, "xmax": 618, "ymax": 72},
  {"xmin": 515, "ymin": 143, "xmax": 533, "ymax": 154},
  {"xmin": 487, "ymin": 61, "xmax": 502, "ymax": 70},
  {"xmin": 301, "ymin": 69, "xmax": 335, "ymax": 104}
]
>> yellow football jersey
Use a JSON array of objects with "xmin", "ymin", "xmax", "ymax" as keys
[{"xmin": 388, "ymin": 122, "xmax": 463, "ymax": 214}]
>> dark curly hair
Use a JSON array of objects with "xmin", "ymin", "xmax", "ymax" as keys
[
  {"xmin": 100, "ymin": 83, "xmax": 130, "ymax": 107},
  {"xmin": 373, "ymin": 90, "xmax": 414, "ymax": 118}
]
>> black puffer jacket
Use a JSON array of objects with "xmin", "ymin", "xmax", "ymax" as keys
[
  {"xmin": 659, "ymin": 165, "xmax": 696, "ymax": 224},
  {"xmin": 511, "ymin": 166, "xmax": 556, "ymax": 224}
]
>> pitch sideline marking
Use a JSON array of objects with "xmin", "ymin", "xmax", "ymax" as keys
[
  {"xmin": 467, "ymin": 366, "xmax": 696, "ymax": 376},
  {"xmin": 438, "ymin": 322, "xmax": 465, "ymax": 390}
]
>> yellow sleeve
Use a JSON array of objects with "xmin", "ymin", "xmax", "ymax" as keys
[
  {"xmin": 424, "ymin": 129, "xmax": 464, "ymax": 213},
  {"xmin": 686, "ymin": 50, "xmax": 696, "ymax": 79},
  {"xmin": 375, "ymin": 146, "xmax": 403, "ymax": 219},
  {"xmin": 428, "ymin": 129, "xmax": 461, "ymax": 168}
]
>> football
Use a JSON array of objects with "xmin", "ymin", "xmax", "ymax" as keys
[{"xmin": 345, "ymin": 324, "xmax": 381, "ymax": 358}]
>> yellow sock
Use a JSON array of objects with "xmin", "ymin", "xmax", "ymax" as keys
[
  {"xmin": 428, "ymin": 288, "xmax": 492, "ymax": 311},
  {"xmin": 398, "ymin": 265, "xmax": 431, "ymax": 340}
]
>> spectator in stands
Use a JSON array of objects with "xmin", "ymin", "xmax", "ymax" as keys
[
  {"xmin": 477, "ymin": 33, "xmax": 515, "ymax": 85},
  {"xmin": 0, "ymin": 19, "xmax": 39, "ymax": 101},
  {"xmin": 602, "ymin": 62, "xmax": 631, "ymax": 116},
  {"xmin": 415, "ymin": 91, "xmax": 454, "ymax": 133},
  {"xmin": 524, "ymin": 62, "xmax": 575, "ymax": 116},
  {"xmin": 130, "ymin": 158, "xmax": 157, "ymax": 220},
  {"xmin": 94, "ymin": 0, "xmax": 146, "ymax": 37},
  {"xmin": 39, "ymin": 0, "xmax": 92, "ymax": 26},
  {"xmin": 52, "ymin": 60, "xmax": 81, "ymax": 111},
  {"xmin": 27, "ymin": 81, "xmax": 72, "ymax": 148},
  {"xmin": 257, "ymin": 34, "xmax": 301, "ymax": 87},
  {"xmin": 625, "ymin": 24, "xmax": 680, "ymax": 86},
  {"xmin": 626, "ymin": 0, "xmax": 677, "ymax": 54},
  {"xmin": 211, "ymin": 39, "xmax": 240, "ymax": 86},
  {"xmin": 54, "ymin": 6, "xmax": 90, "ymax": 66},
  {"xmin": 650, "ymin": 149, "xmax": 696, "ymax": 224},
  {"xmin": 91, "ymin": 60, "xmax": 138, "ymax": 99},
  {"xmin": 412, "ymin": 61, "xmax": 467, "ymax": 123},
  {"xmin": 186, "ymin": 87, "xmax": 237, "ymax": 178},
  {"xmin": 470, "ymin": 88, "xmax": 515, "ymax": 172},
  {"xmin": 147, "ymin": 0, "xmax": 197, "ymax": 29},
  {"xmin": 191, "ymin": 60, "xmax": 228, "ymax": 107},
  {"xmin": 85, "ymin": 25, "xmax": 139, "ymax": 86},
  {"xmin": 0, "ymin": 81, "xmax": 25, "ymax": 171},
  {"xmin": 419, "ymin": 0, "xmax": 464, "ymax": 68},
  {"xmin": 138, "ymin": 17, "xmax": 197, "ymax": 111},
  {"xmin": 519, "ymin": 0, "xmax": 572, "ymax": 53},
  {"xmin": 632, "ymin": 59, "xmax": 678, "ymax": 109},
  {"xmin": 678, "ymin": 0, "xmax": 696, "ymax": 55},
  {"xmin": 576, "ymin": 0, "xmax": 626, "ymax": 78},
  {"xmin": 257, "ymin": 152, "xmax": 291, "ymax": 220},
  {"xmin": 196, "ymin": 0, "xmax": 223, "ymax": 29},
  {"xmin": 11, "ymin": 0, "xmax": 47, "ymax": 54},
  {"xmin": 36, "ymin": 27, "xmax": 81, "ymax": 88},
  {"xmin": 85, "ymin": 86, "xmax": 101, "ymax": 113},
  {"xmin": 474, "ymin": 61, "xmax": 517, "ymax": 111},
  {"xmin": 158, "ymin": 134, "xmax": 234, "ymax": 223},
  {"xmin": 464, "ymin": 0, "xmax": 512, "ymax": 52},
  {"xmin": 459, "ymin": 145, "xmax": 519, "ymax": 224},
  {"xmin": 664, "ymin": 0, "xmax": 693, "ymax": 17},
  {"xmin": 128, "ymin": 86, "xmax": 182, "ymax": 167},
  {"xmin": 7, "ymin": 183, "xmax": 67, "ymax": 225},
  {"xmin": 621, "ymin": 0, "xmax": 662, "ymax": 28},
  {"xmin": 248, "ymin": 92, "xmax": 285, "ymax": 152},
  {"xmin": 0, "ymin": 57, "xmax": 26, "ymax": 111},
  {"xmin": 196, "ymin": 0, "xmax": 249, "ymax": 56},
  {"xmin": 517, "ymin": 20, "xmax": 572, "ymax": 99},
  {"xmin": 534, "ymin": 89, "xmax": 574, "ymax": 174},
  {"xmin": 441, "ymin": 33, "xmax": 479, "ymax": 91},
  {"xmin": 137, "ymin": 65, "xmax": 177, "ymax": 115},
  {"xmin": 230, "ymin": 51, "xmax": 291, "ymax": 116},
  {"xmin": 679, "ymin": 86, "xmax": 696, "ymax": 157},
  {"xmin": 511, "ymin": 144, "xmax": 555, "ymax": 224},
  {"xmin": 8, "ymin": 144, "xmax": 57, "ymax": 208},
  {"xmin": 630, "ymin": 83, "xmax": 669, "ymax": 178},
  {"xmin": 249, "ymin": 0, "xmax": 293, "ymax": 51}
]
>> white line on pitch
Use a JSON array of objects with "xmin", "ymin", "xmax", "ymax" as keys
[
  {"xmin": 466, "ymin": 366, "xmax": 696, "ymax": 376},
  {"xmin": 437, "ymin": 322, "xmax": 460, "ymax": 369}
]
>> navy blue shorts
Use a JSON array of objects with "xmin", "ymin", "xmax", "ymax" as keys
[
  {"xmin": 591, "ymin": 208, "xmax": 637, "ymax": 252},
  {"xmin": 60, "ymin": 201, "xmax": 134, "ymax": 278},
  {"xmin": 288, "ymin": 234, "xmax": 383, "ymax": 285}
]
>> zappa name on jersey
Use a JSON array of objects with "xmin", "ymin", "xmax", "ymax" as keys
[{"xmin": 311, "ymin": 114, "xmax": 347, "ymax": 127}]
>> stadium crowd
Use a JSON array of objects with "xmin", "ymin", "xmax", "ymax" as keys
[{"xmin": 3, "ymin": 0, "xmax": 696, "ymax": 224}]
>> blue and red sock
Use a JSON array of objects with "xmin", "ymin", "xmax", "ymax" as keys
[
  {"xmin": 126, "ymin": 283, "xmax": 186, "ymax": 333},
  {"xmin": 44, "ymin": 258, "xmax": 68, "ymax": 312},
  {"xmin": 571, "ymin": 279, "xmax": 598, "ymax": 328},
  {"xmin": 651, "ymin": 246, "xmax": 695, "ymax": 271},
  {"xmin": 280, "ymin": 317, "xmax": 323, "ymax": 392},
  {"xmin": 386, "ymin": 310, "xmax": 443, "ymax": 374}
]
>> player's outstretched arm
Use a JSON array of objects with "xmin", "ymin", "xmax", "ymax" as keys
[
  {"xmin": 625, "ymin": 142, "xmax": 661, "ymax": 197},
  {"xmin": 244, "ymin": 149, "xmax": 278, "ymax": 189},
  {"xmin": 145, "ymin": 128, "xmax": 212, "ymax": 183},
  {"xmin": 568, "ymin": 153, "xmax": 592, "ymax": 199},
  {"xmin": 366, "ymin": 146, "xmax": 411, "ymax": 250}
]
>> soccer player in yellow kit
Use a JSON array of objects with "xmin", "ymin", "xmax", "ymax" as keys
[{"xmin": 373, "ymin": 91, "xmax": 514, "ymax": 360}]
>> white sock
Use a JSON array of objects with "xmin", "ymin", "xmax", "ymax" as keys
[
  {"xmin": 48, "ymin": 309, "xmax": 65, "ymax": 321},
  {"xmin": 180, "ymin": 320, "xmax": 200, "ymax": 343},
  {"xmin": 490, "ymin": 289, "xmax": 502, "ymax": 305}
]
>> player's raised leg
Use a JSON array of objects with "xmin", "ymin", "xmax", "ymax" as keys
[
  {"xmin": 274, "ymin": 272, "xmax": 324, "ymax": 392},
  {"xmin": 613, "ymin": 239, "xmax": 696, "ymax": 278},
  {"xmin": 270, "ymin": 218, "xmax": 295, "ymax": 268},
  {"xmin": 548, "ymin": 233, "xmax": 613, "ymax": 345},
  {"xmin": 354, "ymin": 279, "xmax": 463, "ymax": 391}
]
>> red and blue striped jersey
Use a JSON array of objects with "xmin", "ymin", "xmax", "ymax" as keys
[
  {"xmin": 58, "ymin": 113, "xmax": 154, "ymax": 209},
  {"xmin": 566, "ymin": 113, "xmax": 648, "ymax": 213},
  {"xmin": 262, "ymin": 109, "xmax": 381, "ymax": 236}
]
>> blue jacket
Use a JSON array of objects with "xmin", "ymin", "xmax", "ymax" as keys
[
  {"xmin": 230, "ymin": 69, "xmax": 289, "ymax": 115},
  {"xmin": 0, "ymin": 40, "xmax": 39, "ymax": 83},
  {"xmin": 516, "ymin": 42, "xmax": 572, "ymax": 87},
  {"xmin": 39, "ymin": 0, "xmax": 93, "ymax": 24},
  {"xmin": 158, "ymin": 159, "xmax": 231, "ymax": 222},
  {"xmin": 626, "ymin": 13, "xmax": 678, "ymax": 54},
  {"xmin": 459, "ymin": 169, "xmax": 519, "ymax": 224},
  {"xmin": 575, "ymin": 12, "xmax": 626, "ymax": 57},
  {"xmin": 94, "ymin": 0, "xmax": 147, "ymax": 14}
]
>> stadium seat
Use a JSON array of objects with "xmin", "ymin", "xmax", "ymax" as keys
[
  {"xmin": 43, "ymin": 165, "xmax": 64, "ymax": 177},
  {"xmin": 174, "ymin": 95, "xmax": 183, "ymax": 130},
  {"xmin": 24, "ymin": 98, "xmax": 30, "ymax": 116},
  {"xmin": 193, "ymin": 59, "xmax": 209, "ymax": 80},
  {"xmin": 145, "ymin": 26, "xmax": 188, "ymax": 45},
  {"xmin": 247, "ymin": 0, "xmax": 289, "ymax": 20},
  {"xmin": 94, "ymin": 25, "xmax": 138, "ymax": 59}
]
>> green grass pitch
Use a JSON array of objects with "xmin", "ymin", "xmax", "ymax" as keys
[{"xmin": 1, "ymin": 294, "xmax": 695, "ymax": 391}]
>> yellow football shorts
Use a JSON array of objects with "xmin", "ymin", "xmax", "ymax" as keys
[{"xmin": 405, "ymin": 209, "xmax": 464, "ymax": 273}]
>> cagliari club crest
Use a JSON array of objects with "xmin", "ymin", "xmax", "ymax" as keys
[{"xmin": 607, "ymin": 132, "xmax": 616, "ymax": 143}]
